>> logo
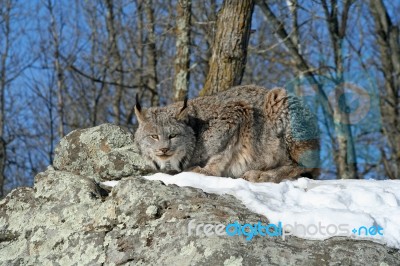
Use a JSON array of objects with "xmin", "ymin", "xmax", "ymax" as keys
[
  {"xmin": 187, "ymin": 219, "xmax": 384, "ymax": 241},
  {"xmin": 285, "ymin": 72, "xmax": 381, "ymax": 167}
]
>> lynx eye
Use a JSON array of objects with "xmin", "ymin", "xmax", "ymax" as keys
[
  {"xmin": 169, "ymin": 134, "xmax": 177, "ymax": 139},
  {"xmin": 150, "ymin": 135, "xmax": 159, "ymax": 140}
]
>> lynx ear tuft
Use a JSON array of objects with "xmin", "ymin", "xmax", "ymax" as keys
[
  {"xmin": 176, "ymin": 97, "xmax": 189, "ymax": 123},
  {"xmin": 134, "ymin": 94, "xmax": 146, "ymax": 123},
  {"xmin": 265, "ymin": 87, "xmax": 288, "ymax": 119}
]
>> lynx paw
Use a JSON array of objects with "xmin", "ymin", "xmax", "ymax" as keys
[
  {"xmin": 241, "ymin": 170, "xmax": 282, "ymax": 183},
  {"xmin": 190, "ymin": 166, "xmax": 214, "ymax": 176}
]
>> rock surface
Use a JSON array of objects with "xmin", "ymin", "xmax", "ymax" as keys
[
  {"xmin": 0, "ymin": 123, "xmax": 399, "ymax": 265},
  {"xmin": 53, "ymin": 123, "xmax": 149, "ymax": 181}
]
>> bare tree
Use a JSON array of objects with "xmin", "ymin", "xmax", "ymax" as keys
[
  {"xmin": 320, "ymin": 0, "xmax": 357, "ymax": 179},
  {"xmin": 105, "ymin": 0, "xmax": 124, "ymax": 124},
  {"xmin": 173, "ymin": 0, "xmax": 192, "ymax": 102},
  {"xmin": 369, "ymin": 0, "xmax": 400, "ymax": 179},
  {"xmin": 0, "ymin": 0, "xmax": 34, "ymax": 196},
  {"xmin": 87, "ymin": 5, "xmax": 108, "ymax": 127},
  {"xmin": 46, "ymin": 0, "xmax": 66, "ymax": 138},
  {"xmin": 200, "ymin": 0, "xmax": 255, "ymax": 96},
  {"xmin": 0, "ymin": 0, "xmax": 12, "ymax": 197},
  {"xmin": 143, "ymin": 0, "xmax": 159, "ymax": 106},
  {"xmin": 256, "ymin": 0, "xmax": 358, "ymax": 179}
]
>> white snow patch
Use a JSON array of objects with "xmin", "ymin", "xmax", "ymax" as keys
[
  {"xmin": 144, "ymin": 172, "xmax": 400, "ymax": 249},
  {"xmin": 100, "ymin": 180, "xmax": 120, "ymax": 187}
]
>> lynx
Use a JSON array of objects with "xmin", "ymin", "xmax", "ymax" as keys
[{"xmin": 134, "ymin": 85, "xmax": 320, "ymax": 183}]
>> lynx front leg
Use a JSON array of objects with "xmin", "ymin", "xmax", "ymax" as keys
[
  {"xmin": 191, "ymin": 101, "xmax": 253, "ymax": 177},
  {"xmin": 189, "ymin": 154, "xmax": 228, "ymax": 176},
  {"xmin": 241, "ymin": 170, "xmax": 287, "ymax": 183},
  {"xmin": 241, "ymin": 165, "xmax": 318, "ymax": 183}
]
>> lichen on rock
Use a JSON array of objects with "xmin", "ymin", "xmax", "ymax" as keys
[
  {"xmin": 52, "ymin": 123, "xmax": 149, "ymax": 182},
  {"xmin": 0, "ymin": 123, "xmax": 399, "ymax": 265}
]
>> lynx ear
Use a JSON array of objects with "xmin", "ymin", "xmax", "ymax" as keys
[
  {"xmin": 265, "ymin": 87, "xmax": 288, "ymax": 119},
  {"xmin": 134, "ymin": 94, "xmax": 146, "ymax": 123},
  {"xmin": 176, "ymin": 97, "xmax": 189, "ymax": 123}
]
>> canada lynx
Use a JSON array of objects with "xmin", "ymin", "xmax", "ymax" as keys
[{"xmin": 134, "ymin": 85, "xmax": 320, "ymax": 183}]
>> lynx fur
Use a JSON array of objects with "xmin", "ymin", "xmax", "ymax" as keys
[{"xmin": 134, "ymin": 85, "xmax": 320, "ymax": 183}]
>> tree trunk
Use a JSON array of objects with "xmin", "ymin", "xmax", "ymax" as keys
[
  {"xmin": 48, "ymin": 0, "xmax": 66, "ymax": 138},
  {"xmin": 257, "ymin": 0, "xmax": 358, "ymax": 179},
  {"xmin": 173, "ymin": 0, "xmax": 192, "ymax": 102},
  {"xmin": 332, "ymin": 94, "xmax": 358, "ymax": 179},
  {"xmin": 0, "ymin": 0, "xmax": 11, "ymax": 197},
  {"xmin": 105, "ymin": 0, "xmax": 123, "ymax": 125},
  {"xmin": 321, "ymin": 0, "xmax": 357, "ymax": 179},
  {"xmin": 144, "ymin": 0, "xmax": 159, "ymax": 106},
  {"xmin": 126, "ymin": 1, "xmax": 145, "ymax": 124},
  {"xmin": 200, "ymin": 0, "xmax": 255, "ymax": 96},
  {"xmin": 370, "ymin": 0, "xmax": 400, "ymax": 179}
]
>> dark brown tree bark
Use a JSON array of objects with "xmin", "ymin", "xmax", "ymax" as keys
[
  {"xmin": 199, "ymin": 0, "xmax": 255, "ymax": 96},
  {"xmin": 173, "ymin": 0, "xmax": 192, "ymax": 102}
]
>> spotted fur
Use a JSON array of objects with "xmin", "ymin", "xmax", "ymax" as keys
[{"xmin": 134, "ymin": 85, "xmax": 320, "ymax": 182}]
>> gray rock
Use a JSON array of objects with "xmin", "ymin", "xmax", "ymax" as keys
[
  {"xmin": 53, "ymin": 123, "xmax": 150, "ymax": 182},
  {"xmin": 0, "ymin": 123, "xmax": 399, "ymax": 265}
]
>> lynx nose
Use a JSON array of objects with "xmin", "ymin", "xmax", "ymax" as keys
[{"xmin": 160, "ymin": 148, "xmax": 169, "ymax": 154}]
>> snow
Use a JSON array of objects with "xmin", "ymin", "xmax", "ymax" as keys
[
  {"xmin": 104, "ymin": 173, "xmax": 400, "ymax": 248},
  {"xmin": 101, "ymin": 180, "xmax": 120, "ymax": 187}
]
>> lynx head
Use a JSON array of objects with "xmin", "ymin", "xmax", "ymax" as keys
[{"xmin": 134, "ymin": 96, "xmax": 195, "ymax": 173}]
